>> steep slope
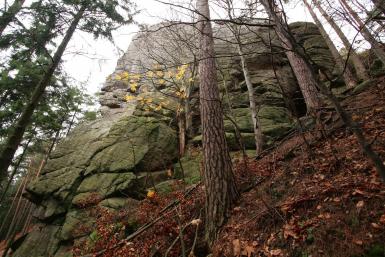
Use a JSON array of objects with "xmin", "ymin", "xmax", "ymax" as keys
[{"xmin": 10, "ymin": 22, "xmax": 336, "ymax": 257}]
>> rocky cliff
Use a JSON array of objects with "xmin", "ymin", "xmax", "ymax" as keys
[{"xmin": 12, "ymin": 22, "xmax": 335, "ymax": 257}]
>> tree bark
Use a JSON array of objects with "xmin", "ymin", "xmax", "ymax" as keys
[
  {"xmin": 372, "ymin": 0, "xmax": 385, "ymax": 16},
  {"xmin": 196, "ymin": 0, "xmax": 239, "ymax": 244},
  {"xmin": 339, "ymin": 0, "xmax": 385, "ymax": 64},
  {"xmin": 0, "ymin": 137, "xmax": 32, "ymax": 204},
  {"xmin": 0, "ymin": 0, "xmax": 25, "ymax": 36},
  {"xmin": 0, "ymin": 6, "xmax": 86, "ymax": 182},
  {"xmin": 304, "ymin": 0, "xmax": 358, "ymax": 88},
  {"xmin": 238, "ymin": 45, "xmax": 264, "ymax": 155},
  {"xmin": 260, "ymin": 0, "xmax": 322, "ymax": 113},
  {"xmin": 314, "ymin": 0, "xmax": 369, "ymax": 81}
]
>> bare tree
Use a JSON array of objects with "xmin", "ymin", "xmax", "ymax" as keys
[
  {"xmin": 260, "ymin": 0, "xmax": 322, "ymax": 113},
  {"xmin": 304, "ymin": 0, "xmax": 358, "ymax": 88},
  {"xmin": 339, "ymin": 0, "xmax": 385, "ymax": 64},
  {"xmin": 196, "ymin": 0, "xmax": 239, "ymax": 244},
  {"xmin": 0, "ymin": 0, "xmax": 25, "ymax": 36},
  {"xmin": 313, "ymin": 0, "xmax": 370, "ymax": 81},
  {"xmin": 223, "ymin": 0, "xmax": 264, "ymax": 155}
]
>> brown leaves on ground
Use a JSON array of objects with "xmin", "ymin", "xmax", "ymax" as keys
[{"xmin": 213, "ymin": 85, "xmax": 385, "ymax": 257}]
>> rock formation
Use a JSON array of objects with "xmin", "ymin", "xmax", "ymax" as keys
[{"xmin": 12, "ymin": 22, "xmax": 335, "ymax": 256}]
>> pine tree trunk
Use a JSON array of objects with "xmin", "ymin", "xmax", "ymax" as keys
[
  {"xmin": 313, "ymin": 0, "xmax": 369, "ymax": 81},
  {"xmin": 0, "ymin": 0, "xmax": 25, "ymax": 36},
  {"xmin": 0, "ymin": 138, "xmax": 32, "ymax": 204},
  {"xmin": 261, "ymin": 0, "xmax": 322, "ymax": 113},
  {"xmin": 0, "ymin": 6, "xmax": 86, "ymax": 182},
  {"xmin": 196, "ymin": 0, "xmax": 239, "ymax": 244},
  {"xmin": 339, "ymin": 0, "xmax": 385, "ymax": 64},
  {"xmin": 372, "ymin": 0, "xmax": 385, "ymax": 16},
  {"xmin": 304, "ymin": 0, "xmax": 357, "ymax": 88}
]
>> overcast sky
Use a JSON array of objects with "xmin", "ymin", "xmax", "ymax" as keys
[{"xmin": 61, "ymin": 0, "xmax": 366, "ymax": 97}]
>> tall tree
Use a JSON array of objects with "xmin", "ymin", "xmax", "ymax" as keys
[
  {"xmin": 261, "ymin": 0, "xmax": 385, "ymax": 182},
  {"xmin": 313, "ymin": 0, "xmax": 369, "ymax": 81},
  {"xmin": 224, "ymin": 0, "xmax": 264, "ymax": 155},
  {"xmin": 303, "ymin": 0, "xmax": 358, "ymax": 88},
  {"xmin": 0, "ymin": 0, "xmax": 135, "ymax": 182},
  {"xmin": 196, "ymin": 0, "xmax": 239, "ymax": 244},
  {"xmin": 0, "ymin": 0, "xmax": 25, "ymax": 36},
  {"xmin": 339, "ymin": 0, "xmax": 385, "ymax": 64},
  {"xmin": 260, "ymin": 0, "xmax": 322, "ymax": 113},
  {"xmin": 372, "ymin": 0, "xmax": 385, "ymax": 15}
]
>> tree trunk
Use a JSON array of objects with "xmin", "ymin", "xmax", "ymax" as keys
[
  {"xmin": 0, "ymin": 137, "xmax": 32, "ymax": 204},
  {"xmin": 178, "ymin": 110, "xmax": 186, "ymax": 156},
  {"xmin": 261, "ymin": 0, "xmax": 322, "ymax": 113},
  {"xmin": 372, "ymin": 0, "xmax": 385, "ymax": 16},
  {"xmin": 238, "ymin": 45, "xmax": 264, "ymax": 155},
  {"xmin": 314, "ymin": 0, "xmax": 369, "ymax": 81},
  {"xmin": 196, "ymin": 0, "xmax": 239, "ymax": 244},
  {"xmin": 0, "ymin": 0, "xmax": 25, "ymax": 36},
  {"xmin": 339, "ymin": 0, "xmax": 385, "ymax": 64},
  {"xmin": 304, "ymin": 0, "xmax": 357, "ymax": 88},
  {"xmin": 0, "ymin": 6, "xmax": 86, "ymax": 182}
]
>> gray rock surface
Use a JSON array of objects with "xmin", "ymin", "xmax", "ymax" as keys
[{"xmin": 13, "ymin": 21, "xmax": 335, "ymax": 256}]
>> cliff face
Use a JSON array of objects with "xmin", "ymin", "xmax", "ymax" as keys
[{"xmin": 13, "ymin": 22, "xmax": 335, "ymax": 257}]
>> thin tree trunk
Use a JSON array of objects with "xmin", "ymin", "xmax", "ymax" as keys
[
  {"xmin": 196, "ymin": 0, "xmax": 239, "ymax": 244},
  {"xmin": 238, "ymin": 45, "xmax": 264, "ymax": 155},
  {"xmin": 65, "ymin": 111, "xmax": 77, "ymax": 137},
  {"xmin": 178, "ymin": 110, "xmax": 186, "ymax": 156},
  {"xmin": 304, "ymin": 0, "xmax": 358, "ymax": 88},
  {"xmin": 0, "ymin": 0, "xmax": 25, "ymax": 36},
  {"xmin": 314, "ymin": 0, "xmax": 370, "ymax": 81},
  {"xmin": 223, "ymin": 0, "xmax": 263, "ymax": 155},
  {"xmin": 260, "ymin": 0, "xmax": 322, "ymax": 113},
  {"xmin": 339, "ymin": 0, "xmax": 385, "ymax": 64},
  {"xmin": 372, "ymin": 0, "xmax": 385, "ymax": 16},
  {"xmin": 0, "ymin": 6, "xmax": 86, "ymax": 182},
  {"xmin": 0, "ymin": 172, "xmax": 24, "ymax": 239},
  {"xmin": 0, "ymin": 138, "xmax": 32, "ymax": 204}
]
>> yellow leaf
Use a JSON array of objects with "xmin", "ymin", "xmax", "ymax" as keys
[
  {"xmin": 125, "ymin": 95, "xmax": 136, "ymax": 101},
  {"xmin": 121, "ymin": 71, "xmax": 129, "ymax": 79},
  {"xmin": 147, "ymin": 190, "xmax": 156, "ymax": 198},
  {"xmin": 156, "ymin": 70, "xmax": 163, "ymax": 77},
  {"xmin": 115, "ymin": 74, "xmax": 122, "ymax": 81},
  {"xmin": 147, "ymin": 71, "xmax": 154, "ymax": 78},
  {"xmin": 130, "ymin": 83, "xmax": 138, "ymax": 92}
]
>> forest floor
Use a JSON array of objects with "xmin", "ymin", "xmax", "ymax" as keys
[
  {"xmin": 212, "ymin": 79, "xmax": 385, "ymax": 257},
  {"xmin": 72, "ymin": 77, "xmax": 385, "ymax": 257}
]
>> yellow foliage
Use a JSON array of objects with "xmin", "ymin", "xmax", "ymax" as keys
[
  {"xmin": 156, "ymin": 70, "xmax": 164, "ymax": 78},
  {"xmin": 147, "ymin": 190, "xmax": 156, "ymax": 198},
  {"xmin": 125, "ymin": 95, "xmax": 136, "ymax": 101},
  {"xmin": 167, "ymin": 71, "xmax": 174, "ymax": 78},
  {"xmin": 155, "ymin": 105, "xmax": 162, "ymax": 111},
  {"xmin": 147, "ymin": 71, "xmax": 155, "ymax": 78},
  {"xmin": 158, "ymin": 79, "xmax": 166, "ymax": 85},
  {"xmin": 131, "ymin": 74, "xmax": 141, "ymax": 80},
  {"xmin": 115, "ymin": 74, "xmax": 122, "ymax": 81},
  {"xmin": 130, "ymin": 83, "xmax": 138, "ymax": 92},
  {"xmin": 121, "ymin": 71, "xmax": 129, "ymax": 80}
]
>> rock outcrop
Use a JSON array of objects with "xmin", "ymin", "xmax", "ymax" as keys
[{"xmin": 13, "ymin": 22, "xmax": 335, "ymax": 257}]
